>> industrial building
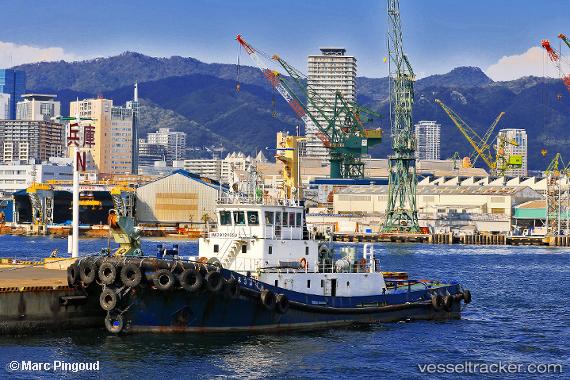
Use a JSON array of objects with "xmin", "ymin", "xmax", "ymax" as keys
[
  {"xmin": 69, "ymin": 98, "xmax": 134, "ymax": 175},
  {"xmin": 0, "ymin": 120, "xmax": 65, "ymax": 163},
  {"xmin": 496, "ymin": 129, "xmax": 528, "ymax": 176},
  {"xmin": 135, "ymin": 170, "xmax": 226, "ymax": 226},
  {"xmin": 305, "ymin": 47, "xmax": 357, "ymax": 160},
  {"xmin": 414, "ymin": 121, "xmax": 441, "ymax": 160},
  {"xmin": 16, "ymin": 94, "xmax": 60, "ymax": 121},
  {"xmin": 329, "ymin": 185, "xmax": 542, "ymax": 234}
]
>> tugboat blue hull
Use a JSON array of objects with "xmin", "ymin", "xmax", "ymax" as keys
[{"xmin": 119, "ymin": 270, "xmax": 465, "ymax": 333}]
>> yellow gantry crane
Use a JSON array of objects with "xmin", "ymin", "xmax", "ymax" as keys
[{"xmin": 435, "ymin": 99, "xmax": 521, "ymax": 176}]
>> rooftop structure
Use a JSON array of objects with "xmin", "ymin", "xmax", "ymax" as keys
[{"xmin": 16, "ymin": 93, "xmax": 60, "ymax": 121}]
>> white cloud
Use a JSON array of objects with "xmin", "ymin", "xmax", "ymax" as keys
[
  {"xmin": 0, "ymin": 41, "xmax": 78, "ymax": 67},
  {"xmin": 486, "ymin": 46, "xmax": 564, "ymax": 81}
]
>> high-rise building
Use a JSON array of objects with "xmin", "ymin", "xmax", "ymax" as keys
[
  {"xmin": 305, "ymin": 48, "xmax": 357, "ymax": 160},
  {"xmin": 0, "ymin": 69, "xmax": 26, "ymax": 119},
  {"xmin": 0, "ymin": 94, "xmax": 9, "ymax": 120},
  {"xmin": 16, "ymin": 94, "xmax": 61, "ymax": 121},
  {"xmin": 147, "ymin": 128, "xmax": 186, "ymax": 163},
  {"xmin": 69, "ymin": 98, "xmax": 134, "ymax": 174},
  {"xmin": 414, "ymin": 121, "xmax": 441, "ymax": 160},
  {"xmin": 0, "ymin": 120, "xmax": 65, "ymax": 163},
  {"xmin": 138, "ymin": 138, "xmax": 166, "ymax": 167},
  {"xmin": 496, "ymin": 128, "xmax": 527, "ymax": 176}
]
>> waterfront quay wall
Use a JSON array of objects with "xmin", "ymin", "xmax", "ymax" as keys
[{"xmin": 0, "ymin": 286, "xmax": 104, "ymax": 335}]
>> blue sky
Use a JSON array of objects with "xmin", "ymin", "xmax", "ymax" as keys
[{"xmin": 1, "ymin": 0, "xmax": 569, "ymax": 79}]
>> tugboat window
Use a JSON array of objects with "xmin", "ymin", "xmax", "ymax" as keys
[
  {"xmin": 220, "ymin": 211, "xmax": 232, "ymax": 225},
  {"xmin": 275, "ymin": 212, "xmax": 282, "ymax": 226},
  {"xmin": 283, "ymin": 212, "xmax": 289, "ymax": 227},
  {"xmin": 214, "ymin": 244, "xmax": 219, "ymax": 253},
  {"xmin": 307, "ymin": 280, "xmax": 311, "ymax": 288},
  {"xmin": 305, "ymin": 247, "xmax": 309, "ymax": 255},
  {"xmin": 268, "ymin": 246, "xmax": 273, "ymax": 254},
  {"xmin": 247, "ymin": 211, "xmax": 259, "ymax": 225},
  {"xmin": 289, "ymin": 212, "xmax": 295, "ymax": 226},
  {"xmin": 265, "ymin": 211, "xmax": 274, "ymax": 226},
  {"xmin": 233, "ymin": 211, "xmax": 245, "ymax": 225},
  {"xmin": 241, "ymin": 245, "xmax": 247, "ymax": 253},
  {"xmin": 296, "ymin": 213, "xmax": 302, "ymax": 227},
  {"xmin": 275, "ymin": 280, "xmax": 278, "ymax": 287}
]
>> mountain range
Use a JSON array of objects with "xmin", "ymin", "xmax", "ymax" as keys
[{"xmin": 14, "ymin": 52, "xmax": 570, "ymax": 170}]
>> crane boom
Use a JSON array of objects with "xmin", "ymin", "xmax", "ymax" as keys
[
  {"xmin": 236, "ymin": 34, "xmax": 382, "ymax": 179},
  {"xmin": 470, "ymin": 111, "xmax": 505, "ymax": 166},
  {"xmin": 435, "ymin": 99, "xmax": 495, "ymax": 170},
  {"xmin": 559, "ymin": 34, "xmax": 570, "ymax": 50}
]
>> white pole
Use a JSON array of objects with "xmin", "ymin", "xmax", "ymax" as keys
[{"xmin": 72, "ymin": 146, "xmax": 80, "ymax": 258}]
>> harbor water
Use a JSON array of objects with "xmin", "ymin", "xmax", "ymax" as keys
[{"xmin": 0, "ymin": 236, "xmax": 568, "ymax": 379}]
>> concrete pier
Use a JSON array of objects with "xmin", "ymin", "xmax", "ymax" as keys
[{"xmin": 0, "ymin": 266, "xmax": 104, "ymax": 335}]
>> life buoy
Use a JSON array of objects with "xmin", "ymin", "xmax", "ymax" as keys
[
  {"xmin": 99, "ymin": 287, "xmax": 119, "ymax": 311},
  {"xmin": 359, "ymin": 258, "xmax": 367, "ymax": 269},
  {"xmin": 275, "ymin": 294, "xmax": 289, "ymax": 314},
  {"xmin": 79, "ymin": 259, "xmax": 97, "ymax": 285},
  {"xmin": 179, "ymin": 268, "xmax": 203, "ymax": 292},
  {"xmin": 98, "ymin": 261, "xmax": 118, "ymax": 285},
  {"xmin": 299, "ymin": 258, "xmax": 308, "ymax": 270},
  {"xmin": 67, "ymin": 263, "xmax": 79, "ymax": 287},
  {"xmin": 153, "ymin": 269, "xmax": 176, "ymax": 291},
  {"xmin": 205, "ymin": 271, "xmax": 224, "ymax": 293},
  {"xmin": 120, "ymin": 263, "xmax": 142, "ymax": 288},
  {"xmin": 260, "ymin": 289, "xmax": 276, "ymax": 311}
]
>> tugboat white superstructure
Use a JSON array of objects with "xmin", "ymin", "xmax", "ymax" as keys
[{"xmin": 199, "ymin": 202, "xmax": 386, "ymax": 298}]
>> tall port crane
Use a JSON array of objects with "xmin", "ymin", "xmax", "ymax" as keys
[
  {"xmin": 544, "ymin": 153, "xmax": 569, "ymax": 236},
  {"xmin": 435, "ymin": 99, "xmax": 520, "ymax": 176},
  {"xmin": 236, "ymin": 35, "xmax": 382, "ymax": 179},
  {"xmin": 382, "ymin": 0, "xmax": 419, "ymax": 233}
]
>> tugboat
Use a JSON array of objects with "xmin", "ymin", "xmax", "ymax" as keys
[{"xmin": 68, "ymin": 196, "xmax": 472, "ymax": 334}]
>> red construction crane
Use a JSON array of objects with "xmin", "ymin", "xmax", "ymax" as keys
[{"xmin": 541, "ymin": 35, "xmax": 570, "ymax": 93}]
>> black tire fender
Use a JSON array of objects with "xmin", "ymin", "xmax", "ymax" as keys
[
  {"xmin": 98, "ymin": 261, "xmax": 118, "ymax": 285},
  {"xmin": 79, "ymin": 259, "xmax": 97, "ymax": 285},
  {"xmin": 120, "ymin": 262, "xmax": 142, "ymax": 288},
  {"xmin": 205, "ymin": 271, "xmax": 224, "ymax": 293},
  {"xmin": 463, "ymin": 289, "xmax": 472, "ymax": 304},
  {"xmin": 105, "ymin": 312, "xmax": 124, "ymax": 334},
  {"xmin": 99, "ymin": 287, "xmax": 119, "ymax": 311},
  {"xmin": 153, "ymin": 269, "xmax": 176, "ymax": 291},
  {"xmin": 224, "ymin": 278, "xmax": 240, "ymax": 299},
  {"xmin": 443, "ymin": 295, "xmax": 453, "ymax": 311},
  {"xmin": 276, "ymin": 294, "xmax": 289, "ymax": 314},
  {"xmin": 260, "ymin": 289, "xmax": 276, "ymax": 311},
  {"xmin": 179, "ymin": 269, "xmax": 203, "ymax": 293},
  {"xmin": 67, "ymin": 263, "xmax": 79, "ymax": 287},
  {"xmin": 431, "ymin": 294, "xmax": 444, "ymax": 311}
]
